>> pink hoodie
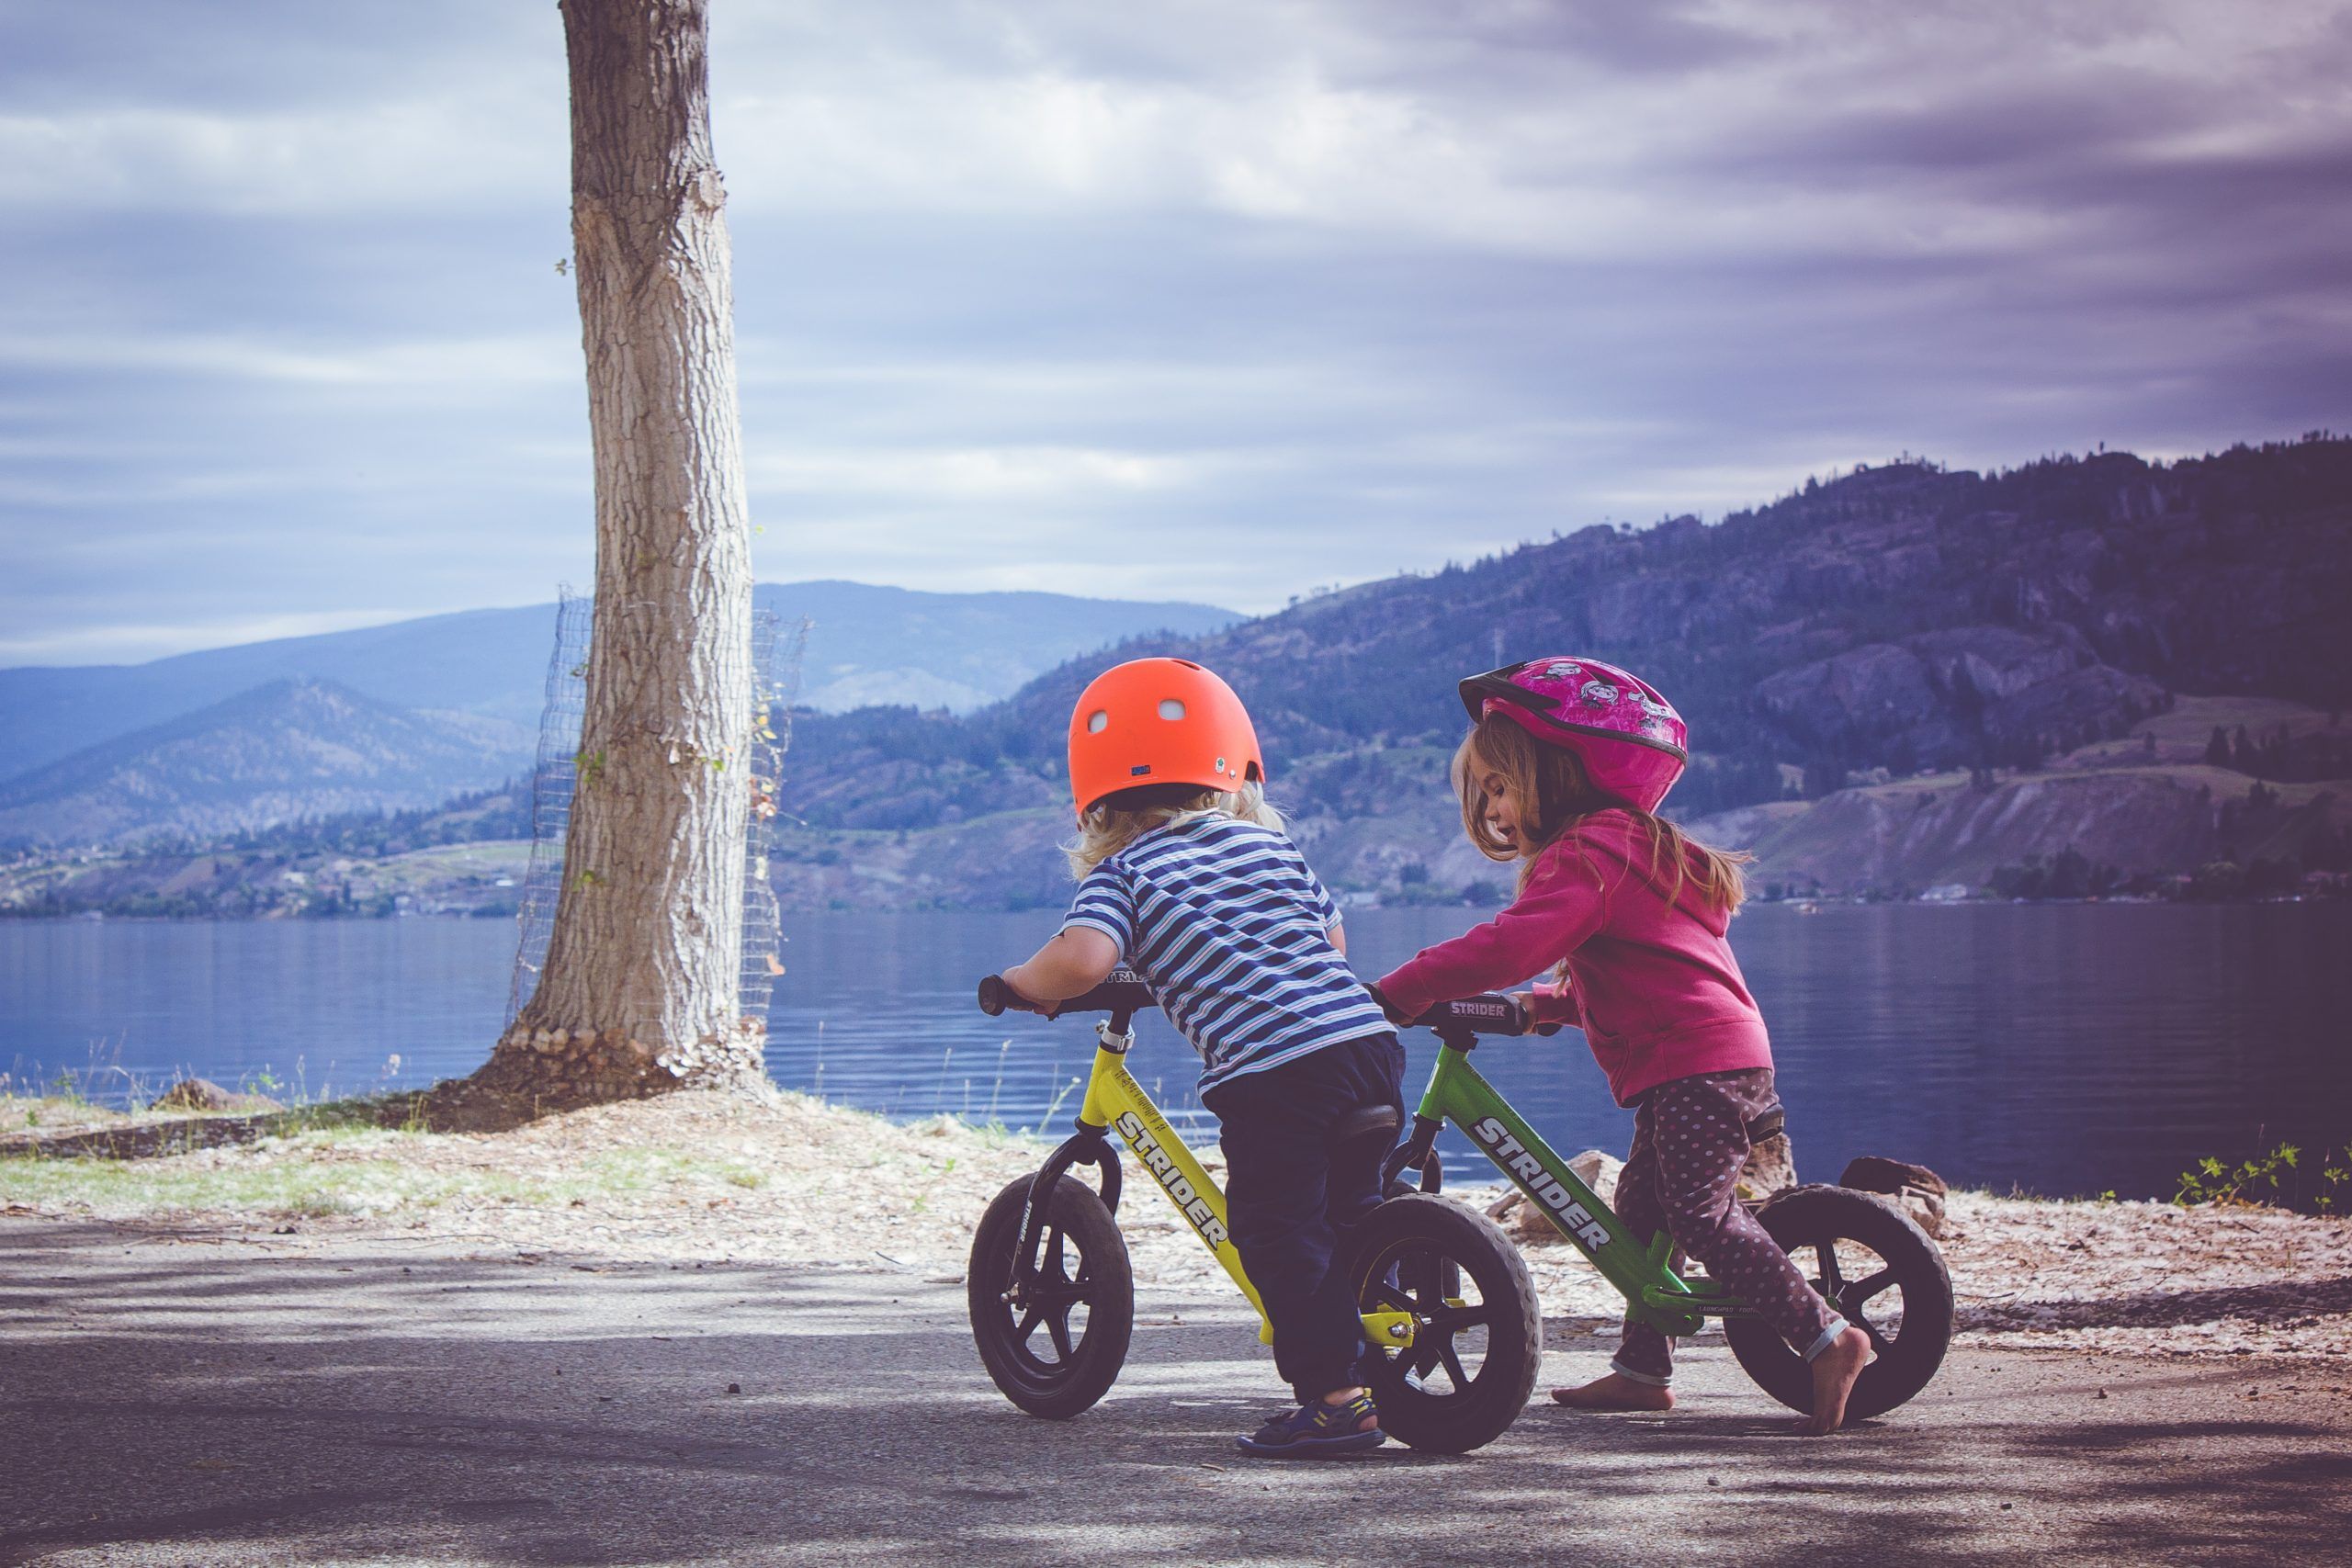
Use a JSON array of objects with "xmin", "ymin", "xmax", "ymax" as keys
[{"xmin": 1374, "ymin": 809, "xmax": 1771, "ymax": 1107}]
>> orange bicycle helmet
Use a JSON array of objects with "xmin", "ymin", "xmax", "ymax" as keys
[{"xmin": 1067, "ymin": 658, "xmax": 1264, "ymax": 818}]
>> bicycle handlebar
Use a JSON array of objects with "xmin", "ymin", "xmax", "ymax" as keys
[
  {"xmin": 978, "ymin": 973, "xmax": 1558, "ymax": 1039},
  {"xmin": 977, "ymin": 970, "xmax": 1155, "ymax": 1018},
  {"xmin": 1411, "ymin": 993, "xmax": 1564, "ymax": 1038}
]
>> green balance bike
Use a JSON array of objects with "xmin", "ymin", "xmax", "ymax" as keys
[
  {"xmin": 968, "ymin": 971, "xmax": 1543, "ymax": 1453},
  {"xmin": 1386, "ymin": 993, "xmax": 1954, "ymax": 1422},
  {"xmin": 967, "ymin": 977, "xmax": 1952, "ymax": 1439}
]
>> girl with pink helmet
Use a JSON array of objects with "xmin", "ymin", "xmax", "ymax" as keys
[{"xmin": 1371, "ymin": 656, "xmax": 1874, "ymax": 1435}]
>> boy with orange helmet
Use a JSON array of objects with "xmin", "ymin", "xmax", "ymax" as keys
[{"xmin": 998, "ymin": 657, "xmax": 1401, "ymax": 1457}]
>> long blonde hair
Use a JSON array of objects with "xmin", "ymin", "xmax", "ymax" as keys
[
  {"xmin": 1454, "ymin": 713, "xmax": 1748, "ymax": 915},
  {"xmin": 1064, "ymin": 781, "xmax": 1284, "ymax": 878}
]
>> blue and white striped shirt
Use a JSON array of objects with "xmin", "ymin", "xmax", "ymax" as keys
[{"xmin": 1060, "ymin": 815, "xmax": 1391, "ymax": 1095}]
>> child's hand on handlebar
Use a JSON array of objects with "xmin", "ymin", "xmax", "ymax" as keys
[
  {"xmin": 990, "ymin": 928, "xmax": 1120, "ymax": 1020},
  {"xmin": 1365, "ymin": 982, "xmax": 1416, "ymax": 1026},
  {"xmin": 1508, "ymin": 991, "xmax": 1566, "ymax": 1036},
  {"xmin": 996, "ymin": 966, "xmax": 1062, "ymax": 1018}
]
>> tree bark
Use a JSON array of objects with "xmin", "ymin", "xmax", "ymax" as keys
[{"xmin": 474, "ymin": 0, "xmax": 761, "ymax": 1107}]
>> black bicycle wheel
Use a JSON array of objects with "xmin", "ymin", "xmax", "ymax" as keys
[
  {"xmin": 1348, "ymin": 1193, "xmax": 1540, "ymax": 1453},
  {"xmin": 1722, "ymin": 1184, "xmax": 1953, "ymax": 1423},
  {"xmin": 967, "ymin": 1173, "xmax": 1135, "ymax": 1418}
]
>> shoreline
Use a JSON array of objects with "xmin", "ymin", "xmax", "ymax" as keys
[
  {"xmin": 5, "ymin": 888, "xmax": 2346, "ymax": 923},
  {"xmin": 5, "ymin": 1088, "xmax": 2346, "ymax": 1366}
]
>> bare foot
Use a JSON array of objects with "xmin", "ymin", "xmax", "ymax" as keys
[
  {"xmin": 1550, "ymin": 1372, "xmax": 1674, "ymax": 1412},
  {"xmin": 1796, "ymin": 1326, "xmax": 1873, "ymax": 1436}
]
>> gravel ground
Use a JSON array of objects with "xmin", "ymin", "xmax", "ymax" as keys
[
  {"xmin": 7, "ymin": 1223, "xmax": 2346, "ymax": 1567},
  {"xmin": 6, "ymin": 1089, "xmax": 2347, "ymax": 1364}
]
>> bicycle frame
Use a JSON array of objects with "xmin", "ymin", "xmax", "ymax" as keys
[
  {"xmin": 1392, "ymin": 1022, "xmax": 1760, "ymax": 1337},
  {"xmin": 1013, "ymin": 1011, "xmax": 1419, "ymax": 1353}
]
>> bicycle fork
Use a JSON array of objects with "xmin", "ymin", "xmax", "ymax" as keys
[
  {"xmin": 1002, "ymin": 1018, "xmax": 1134, "ymax": 1315},
  {"xmin": 1003, "ymin": 1014, "xmax": 1416, "ymax": 1351}
]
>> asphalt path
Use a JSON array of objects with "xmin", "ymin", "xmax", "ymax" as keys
[{"xmin": 2, "ymin": 1221, "xmax": 2346, "ymax": 1565}]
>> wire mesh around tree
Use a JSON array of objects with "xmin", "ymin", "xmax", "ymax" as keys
[
  {"xmin": 505, "ymin": 592, "xmax": 806, "ymax": 1037},
  {"xmin": 505, "ymin": 587, "xmax": 591, "ymax": 1028},
  {"xmin": 737, "ymin": 611, "xmax": 808, "ymax": 1024}
]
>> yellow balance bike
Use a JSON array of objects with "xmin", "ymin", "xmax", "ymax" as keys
[{"xmin": 967, "ymin": 970, "xmax": 1541, "ymax": 1453}]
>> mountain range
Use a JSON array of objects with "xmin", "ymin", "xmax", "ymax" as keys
[
  {"xmin": 784, "ymin": 439, "xmax": 2351, "ymax": 818},
  {"xmin": 761, "ymin": 435, "xmax": 2351, "ymax": 902},
  {"xmin": 0, "ymin": 581, "xmax": 1237, "ymax": 786},
  {"xmin": 0, "ymin": 581, "xmax": 1234, "ymax": 849},
  {"xmin": 6, "ymin": 435, "xmax": 2346, "ymax": 897},
  {"xmin": 0, "ymin": 680, "xmax": 526, "ymax": 851}
]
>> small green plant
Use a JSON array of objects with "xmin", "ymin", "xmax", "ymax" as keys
[
  {"xmin": 2176, "ymin": 1139, "xmax": 2351, "ymax": 1213},
  {"xmin": 1032, "ymin": 1075, "xmax": 1081, "ymax": 1136}
]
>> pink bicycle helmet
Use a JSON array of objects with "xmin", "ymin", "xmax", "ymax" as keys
[{"xmin": 1458, "ymin": 656, "xmax": 1689, "ymax": 814}]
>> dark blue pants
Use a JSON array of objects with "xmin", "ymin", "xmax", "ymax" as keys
[{"xmin": 1203, "ymin": 1033, "xmax": 1406, "ymax": 1404}]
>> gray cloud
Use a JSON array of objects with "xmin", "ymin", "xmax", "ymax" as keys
[{"xmin": 0, "ymin": 0, "xmax": 2346, "ymax": 663}]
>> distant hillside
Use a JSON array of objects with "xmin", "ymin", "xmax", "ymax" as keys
[
  {"xmin": 10, "ymin": 436, "xmax": 2349, "ymax": 908},
  {"xmin": 0, "ymin": 680, "xmax": 529, "ymax": 850},
  {"xmin": 0, "ymin": 581, "xmax": 1238, "ymax": 784},
  {"xmin": 775, "ymin": 582, "xmax": 1236, "ymax": 715},
  {"xmin": 1668, "ymin": 692, "xmax": 2352, "ymax": 895},
  {"xmin": 0, "ymin": 776, "xmax": 539, "ymax": 918},
  {"xmin": 781, "ymin": 437, "xmax": 2352, "ymax": 839},
  {"xmin": 16, "ymin": 693, "xmax": 2344, "ymax": 917}
]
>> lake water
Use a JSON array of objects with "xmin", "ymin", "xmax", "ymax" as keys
[{"xmin": 3, "ymin": 905, "xmax": 2346, "ymax": 1201}]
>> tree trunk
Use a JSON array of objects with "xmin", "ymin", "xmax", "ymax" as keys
[{"xmin": 474, "ymin": 0, "xmax": 761, "ymax": 1108}]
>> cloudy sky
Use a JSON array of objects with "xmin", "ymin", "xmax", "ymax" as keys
[{"xmin": 3, "ymin": 0, "xmax": 2346, "ymax": 665}]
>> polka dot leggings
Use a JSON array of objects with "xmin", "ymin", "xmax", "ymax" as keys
[{"xmin": 1609, "ymin": 1068, "xmax": 1844, "ymax": 1386}]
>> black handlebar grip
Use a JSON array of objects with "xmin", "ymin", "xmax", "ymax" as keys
[{"xmin": 977, "ymin": 975, "xmax": 1011, "ymax": 1016}]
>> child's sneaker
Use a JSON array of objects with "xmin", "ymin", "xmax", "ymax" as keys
[{"xmin": 1235, "ymin": 1393, "xmax": 1385, "ymax": 1458}]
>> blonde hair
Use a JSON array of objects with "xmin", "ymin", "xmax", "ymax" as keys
[
  {"xmin": 1064, "ymin": 781, "xmax": 1285, "ymax": 878},
  {"xmin": 1454, "ymin": 713, "xmax": 1749, "ymax": 916}
]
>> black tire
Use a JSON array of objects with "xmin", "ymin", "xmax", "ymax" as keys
[
  {"xmin": 1347, "ymin": 1194, "xmax": 1541, "ymax": 1453},
  {"xmin": 1722, "ymin": 1184, "xmax": 1952, "ymax": 1423},
  {"xmin": 968, "ymin": 1173, "xmax": 1135, "ymax": 1418}
]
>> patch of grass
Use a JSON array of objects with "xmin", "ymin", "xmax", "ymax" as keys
[
  {"xmin": 0, "ymin": 1112, "xmax": 816, "ymax": 1223},
  {"xmin": 0, "ymin": 1145, "xmax": 487, "ymax": 1219},
  {"xmin": 2, "ymin": 1090, "xmax": 404, "ymax": 1169},
  {"xmin": 2177, "ymin": 1139, "xmax": 2352, "ymax": 1213},
  {"xmin": 274, "ymin": 1097, "xmax": 402, "ymax": 1135},
  {"xmin": 566, "ymin": 1146, "xmax": 774, "ymax": 1197},
  {"xmin": 2, "ymin": 1094, "xmax": 134, "ymax": 1134},
  {"xmin": 900, "ymin": 1111, "xmax": 1033, "ymax": 1151},
  {"xmin": 960, "ymin": 1122, "xmax": 1032, "ymax": 1151}
]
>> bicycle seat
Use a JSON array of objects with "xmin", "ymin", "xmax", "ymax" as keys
[{"xmin": 1328, "ymin": 1104, "xmax": 1401, "ymax": 1156}]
